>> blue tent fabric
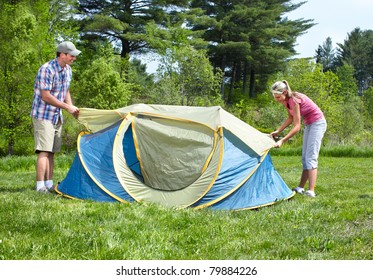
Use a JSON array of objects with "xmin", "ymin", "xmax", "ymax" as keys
[
  {"xmin": 57, "ymin": 121, "xmax": 135, "ymax": 203},
  {"xmin": 191, "ymin": 130, "xmax": 260, "ymax": 208},
  {"xmin": 57, "ymin": 153, "xmax": 118, "ymax": 202},
  {"xmin": 192, "ymin": 130, "xmax": 293, "ymax": 210},
  {"xmin": 123, "ymin": 124, "xmax": 143, "ymax": 181},
  {"xmin": 56, "ymin": 105, "xmax": 294, "ymax": 210},
  {"xmin": 208, "ymin": 153, "xmax": 292, "ymax": 210}
]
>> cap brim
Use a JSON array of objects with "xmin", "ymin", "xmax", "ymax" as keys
[{"xmin": 69, "ymin": 50, "xmax": 81, "ymax": 56}]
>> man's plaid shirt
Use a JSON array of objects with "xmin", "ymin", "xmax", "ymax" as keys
[{"xmin": 31, "ymin": 58, "xmax": 72, "ymax": 125}]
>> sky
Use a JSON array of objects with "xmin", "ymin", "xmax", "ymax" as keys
[
  {"xmin": 288, "ymin": 0, "xmax": 373, "ymax": 58},
  {"xmin": 144, "ymin": 0, "xmax": 373, "ymax": 73}
]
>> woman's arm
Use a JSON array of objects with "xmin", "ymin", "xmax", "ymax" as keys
[
  {"xmin": 271, "ymin": 111, "xmax": 293, "ymax": 137},
  {"xmin": 273, "ymin": 103, "xmax": 301, "ymax": 148}
]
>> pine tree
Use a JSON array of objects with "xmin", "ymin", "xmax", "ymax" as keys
[
  {"xmin": 315, "ymin": 37, "xmax": 337, "ymax": 72},
  {"xmin": 336, "ymin": 28, "xmax": 373, "ymax": 95},
  {"xmin": 191, "ymin": 0, "xmax": 314, "ymax": 99},
  {"xmin": 77, "ymin": 0, "xmax": 189, "ymax": 57}
]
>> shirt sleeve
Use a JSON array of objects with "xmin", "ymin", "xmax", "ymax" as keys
[{"xmin": 38, "ymin": 67, "xmax": 54, "ymax": 91}]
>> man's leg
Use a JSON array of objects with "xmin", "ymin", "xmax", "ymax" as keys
[
  {"xmin": 47, "ymin": 152, "xmax": 54, "ymax": 180},
  {"xmin": 36, "ymin": 151, "xmax": 50, "ymax": 191}
]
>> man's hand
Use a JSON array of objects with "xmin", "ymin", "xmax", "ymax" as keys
[{"xmin": 67, "ymin": 105, "xmax": 79, "ymax": 118}]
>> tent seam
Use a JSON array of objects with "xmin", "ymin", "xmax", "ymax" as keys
[{"xmin": 194, "ymin": 150, "xmax": 270, "ymax": 210}]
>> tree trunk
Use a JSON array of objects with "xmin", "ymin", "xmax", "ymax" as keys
[
  {"xmin": 8, "ymin": 139, "xmax": 14, "ymax": 156},
  {"xmin": 249, "ymin": 69, "xmax": 255, "ymax": 98},
  {"xmin": 121, "ymin": 38, "xmax": 131, "ymax": 58},
  {"xmin": 243, "ymin": 61, "xmax": 248, "ymax": 95},
  {"xmin": 229, "ymin": 62, "xmax": 236, "ymax": 103},
  {"xmin": 219, "ymin": 55, "xmax": 226, "ymax": 100}
]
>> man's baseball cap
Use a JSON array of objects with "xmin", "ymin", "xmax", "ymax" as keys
[{"xmin": 57, "ymin": 41, "xmax": 81, "ymax": 56}]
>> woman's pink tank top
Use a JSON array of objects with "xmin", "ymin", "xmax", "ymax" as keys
[{"xmin": 286, "ymin": 93, "xmax": 324, "ymax": 125}]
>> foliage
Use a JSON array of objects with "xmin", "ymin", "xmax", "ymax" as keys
[
  {"xmin": 0, "ymin": 0, "xmax": 81, "ymax": 156},
  {"xmin": 227, "ymin": 91, "xmax": 276, "ymax": 128},
  {"xmin": 363, "ymin": 87, "xmax": 373, "ymax": 122},
  {"xmin": 77, "ymin": 0, "xmax": 189, "ymax": 57},
  {"xmin": 244, "ymin": 58, "xmax": 371, "ymax": 147},
  {"xmin": 191, "ymin": 0, "xmax": 315, "ymax": 98},
  {"xmin": 61, "ymin": 113, "xmax": 86, "ymax": 152},
  {"xmin": 0, "ymin": 1, "xmax": 373, "ymax": 155},
  {"xmin": 146, "ymin": 21, "xmax": 223, "ymax": 106},
  {"xmin": 336, "ymin": 28, "xmax": 373, "ymax": 95},
  {"xmin": 73, "ymin": 48, "xmax": 137, "ymax": 109},
  {"xmin": 0, "ymin": 2, "xmax": 38, "ymax": 155},
  {"xmin": 172, "ymin": 46, "xmax": 223, "ymax": 106},
  {"xmin": 315, "ymin": 37, "xmax": 338, "ymax": 72}
]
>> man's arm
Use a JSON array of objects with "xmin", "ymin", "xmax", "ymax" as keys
[{"xmin": 41, "ymin": 89, "xmax": 79, "ymax": 117}]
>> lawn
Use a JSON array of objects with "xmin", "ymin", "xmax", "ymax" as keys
[{"xmin": 0, "ymin": 153, "xmax": 372, "ymax": 260}]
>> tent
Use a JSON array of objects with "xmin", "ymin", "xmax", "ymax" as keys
[{"xmin": 56, "ymin": 104, "xmax": 294, "ymax": 210}]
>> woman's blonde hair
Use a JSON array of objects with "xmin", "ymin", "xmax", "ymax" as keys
[{"xmin": 271, "ymin": 80, "xmax": 301, "ymax": 99}]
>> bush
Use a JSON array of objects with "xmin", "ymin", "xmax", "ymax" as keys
[
  {"xmin": 73, "ymin": 56, "xmax": 135, "ymax": 110},
  {"xmin": 61, "ymin": 113, "xmax": 86, "ymax": 153}
]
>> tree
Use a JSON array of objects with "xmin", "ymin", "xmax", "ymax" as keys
[
  {"xmin": 0, "ymin": 1, "xmax": 40, "ymax": 155},
  {"xmin": 146, "ymin": 21, "xmax": 223, "ymax": 106},
  {"xmin": 363, "ymin": 87, "xmax": 373, "ymax": 126},
  {"xmin": 77, "ymin": 0, "xmax": 189, "ymax": 57},
  {"xmin": 73, "ymin": 47, "xmax": 137, "ymax": 109},
  {"xmin": 336, "ymin": 28, "xmax": 373, "ymax": 95},
  {"xmin": 191, "ymin": 0, "xmax": 314, "ymax": 100},
  {"xmin": 0, "ymin": 0, "xmax": 83, "ymax": 155},
  {"xmin": 315, "ymin": 37, "xmax": 337, "ymax": 72}
]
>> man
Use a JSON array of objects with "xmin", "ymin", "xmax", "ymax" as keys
[{"xmin": 31, "ymin": 41, "xmax": 81, "ymax": 193}]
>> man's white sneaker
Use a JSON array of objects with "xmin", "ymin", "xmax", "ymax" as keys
[
  {"xmin": 36, "ymin": 186, "xmax": 49, "ymax": 193},
  {"xmin": 292, "ymin": 186, "xmax": 304, "ymax": 194},
  {"xmin": 304, "ymin": 190, "xmax": 316, "ymax": 198}
]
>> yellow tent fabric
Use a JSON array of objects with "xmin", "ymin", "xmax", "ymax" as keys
[{"xmin": 77, "ymin": 104, "xmax": 274, "ymax": 156}]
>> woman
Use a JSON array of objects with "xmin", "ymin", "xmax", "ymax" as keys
[{"xmin": 270, "ymin": 80, "xmax": 327, "ymax": 198}]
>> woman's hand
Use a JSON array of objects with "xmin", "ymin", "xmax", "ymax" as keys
[
  {"xmin": 270, "ymin": 130, "xmax": 280, "ymax": 138},
  {"xmin": 273, "ymin": 139, "xmax": 284, "ymax": 148}
]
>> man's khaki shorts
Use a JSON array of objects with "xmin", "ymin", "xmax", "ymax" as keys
[{"xmin": 32, "ymin": 118, "xmax": 62, "ymax": 153}]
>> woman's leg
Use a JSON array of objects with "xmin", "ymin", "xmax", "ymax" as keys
[
  {"xmin": 307, "ymin": 168, "xmax": 318, "ymax": 192},
  {"xmin": 299, "ymin": 169, "xmax": 309, "ymax": 188},
  {"xmin": 303, "ymin": 120, "xmax": 326, "ymax": 196}
]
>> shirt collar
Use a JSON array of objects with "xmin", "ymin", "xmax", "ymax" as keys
[{"xmin": 53, "ymin": 58, "xmax": 65, "ymax": 73}]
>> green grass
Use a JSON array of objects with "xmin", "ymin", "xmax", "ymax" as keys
[{"xmin": 0, "ymin": 153, "xmax": 372, "ymax": 260}]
